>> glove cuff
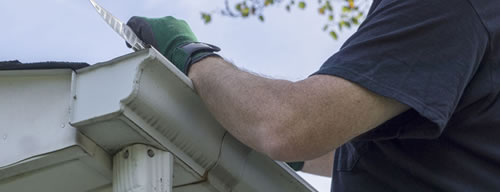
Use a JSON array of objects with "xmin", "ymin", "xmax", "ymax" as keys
[{"xmin": 171, "ymin": 42, "xmax": 221, "ymax": 74}]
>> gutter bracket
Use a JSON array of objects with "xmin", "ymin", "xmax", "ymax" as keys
[{"xmin": 113, "ymin": 144, "xmax": 174, "ymax": 192}]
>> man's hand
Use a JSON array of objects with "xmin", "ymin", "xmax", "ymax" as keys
[{"xmin": 127, "ymin": 16, "xmax": 220, "ymax": 74}]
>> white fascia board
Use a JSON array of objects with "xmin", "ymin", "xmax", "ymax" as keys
[
  {"xmin": 0, "ymin": 69, "xmax": 109, "ymax": 170},
  {"xmin": 0, "ymin": 69, "xmax": 112, "ymax": 191},
  {"xmin": 0, "ymin": 69, "xmax": 76, "ymax": 168}
]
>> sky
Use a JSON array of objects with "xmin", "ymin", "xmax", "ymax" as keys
[{"xmin": 0, "ymin": 0, "xmax": 361, "ymax": 191}]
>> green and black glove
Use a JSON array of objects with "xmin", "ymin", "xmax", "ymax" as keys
[{"xmin": 127, "ymin": 16, "xmax": 220, "ymax": 74}]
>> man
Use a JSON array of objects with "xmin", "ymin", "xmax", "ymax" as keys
[{"xmin": 126, "ymin": 0, "xmax": 499, "ymax": 191}]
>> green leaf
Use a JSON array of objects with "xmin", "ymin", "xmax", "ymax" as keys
[
  {"xmin": 344, "ymin": 21, "xmax": 352, "ymax": 28},
  {"xmin": 239, "ymin": 4, "xmax": 250, "ymax": 17},
  {"xmin": 264, "ymin": 0, "xmax": 274, "ymax": 6},
  {"xmin": 326, "ymin": 1, "xmax": 333, "ymax": 11},
  {"xmin": 241, "ymin": 8, "xmax": 250, "ymax": 17},
  {"xmin": 357, "ymin": 12, "xmax": 364, "ymax": 18},
  {"xmin": 342, "ymin": 6, "xmax": 351, "ymax": 13},
  {"xmin": 298, "ymin": 2, "xmax": 306, "ymax": 9},
  {"xmin": 202, "ymin": 0, "xmax": 366, "ymax": 41},
  {"xmin": 201, "ymin": 13, "xmax": 212, "ymax": 24},
  {"xmin": 259, "ymin": 15, "xmax": 265, "ymax": 22},
  {"xmin": 351, "ymin": 17, "xmax": 359, "ymax": 24},
  {"xmin": 329, "ymin": 31, "xmax": 338, "ymax": 40}
]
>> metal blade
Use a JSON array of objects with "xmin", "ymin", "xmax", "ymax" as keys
[{"xmin": 89, "ymin": 0, "xmax": 146, "ymax": 51}]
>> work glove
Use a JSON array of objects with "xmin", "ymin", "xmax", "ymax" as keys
[{"xmin": 127, "ymin": 16, "xmax": 220, "ymax": 74}]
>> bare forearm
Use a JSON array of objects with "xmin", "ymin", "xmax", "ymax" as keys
[
  {"xmin": 187, "ymin": 56, "xmax": 409, "ymax": 162},
  {"xmin": 188, "ymin": 57, "xmax": 293, "ymax": 155}
]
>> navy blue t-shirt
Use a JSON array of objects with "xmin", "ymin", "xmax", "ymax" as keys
[{"xmin": 313, "ymin": 0, "xmax": 500, "ymax": 191}]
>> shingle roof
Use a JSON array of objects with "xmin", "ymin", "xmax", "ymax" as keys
[{"xmin": 0, "ymin": 60, "xmax": 89, "ymax": 71}]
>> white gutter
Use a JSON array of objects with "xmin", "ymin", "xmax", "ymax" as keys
[{"xmin": 0, "ymin": 48, "xmax": 317, "ymax": 192}]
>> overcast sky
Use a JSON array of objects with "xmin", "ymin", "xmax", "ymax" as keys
[{"xmin": 0, "ymin": 0, "xmax": 361, "ymax": 191}]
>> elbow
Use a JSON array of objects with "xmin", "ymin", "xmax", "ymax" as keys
[
  {"xmin": 253, "ymin": 84, "xmax": 320, "ymax": 161},
  {"xmin": 261, "ymin": 131, "xmax": 317, "ymax": 162},
  {"xmin": 255, "ymin": 111, "xmax": 336, "ymax": 161},
  {"xmin": 262, "ymin": 137, "xmax": 299, "ymax": 161},
  {"xmin": 256, "ymin": 112, "xmax": 309, "ymax": 162},
  {"xmin": 261, "ymin": 128, "xmax": 334, "ymax": 162}
]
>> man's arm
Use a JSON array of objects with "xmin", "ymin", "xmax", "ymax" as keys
[
  {"xmin": 302, "ymin": 150, "xmax": 335, "ymax": 177},
  {"xmin": 189, "ymin": 57, "xmax": 409, "ymax": 162},
  {"xmin": 125, "ymin": 16, "xmax": 409, "ymax": 162}
]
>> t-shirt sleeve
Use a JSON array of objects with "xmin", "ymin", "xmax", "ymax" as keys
[{"xmin": 313, "ymin": 0, "xmax": 488, "ymax": 139}]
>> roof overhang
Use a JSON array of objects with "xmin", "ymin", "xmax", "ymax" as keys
[{"xmin": 0, "ymin": 48, "xmax": 316, "ymax": 192}]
